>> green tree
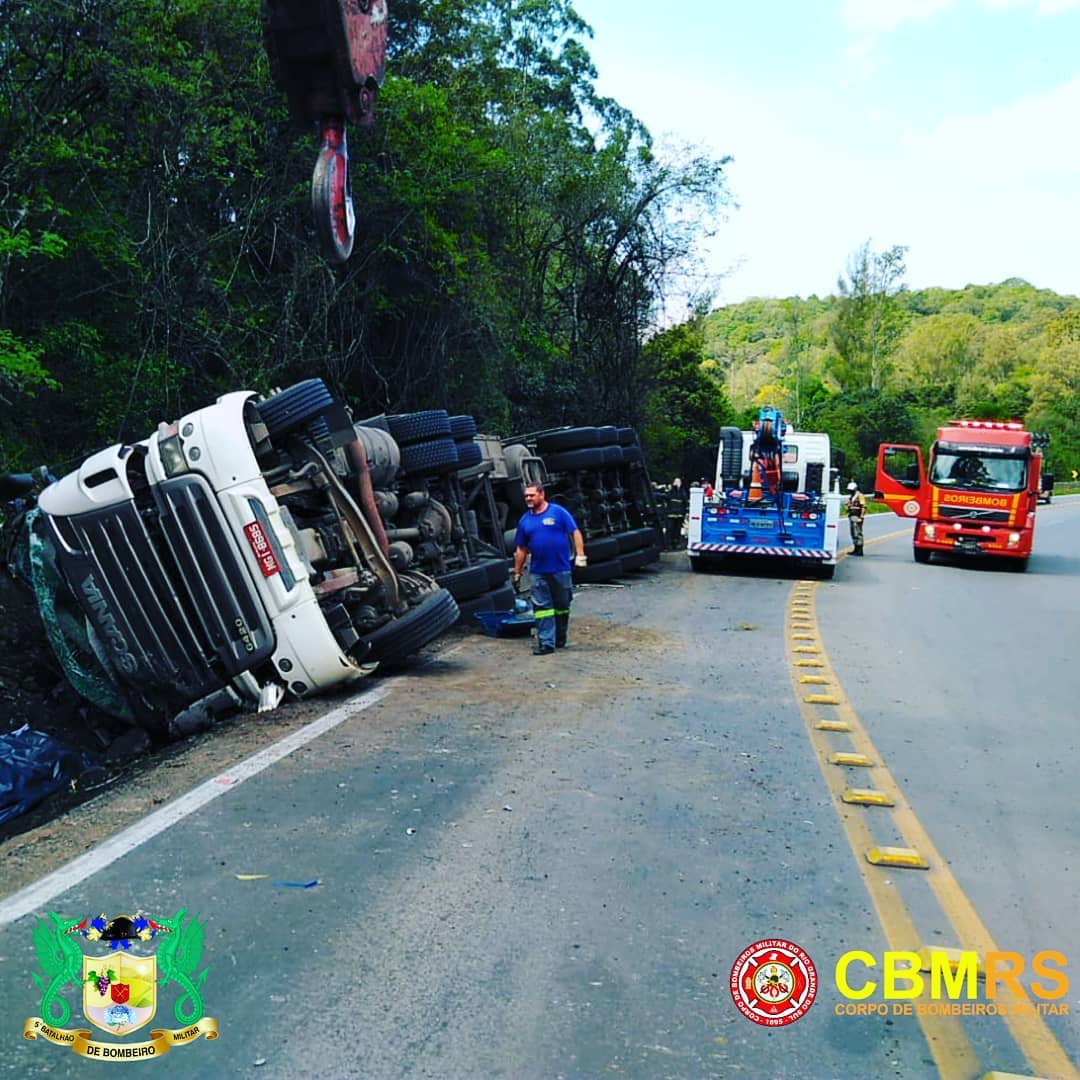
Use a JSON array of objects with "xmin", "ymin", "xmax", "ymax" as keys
[
  {"xmin": 829, "ymin": 242, "xmax": 908, "ymax": 392},
  {"xmin": 641, "ymin": 312, "xmax": 737, "ymax": 482}
]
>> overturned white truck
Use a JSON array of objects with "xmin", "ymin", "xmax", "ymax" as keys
[{"xmin": 14, "ymin": 381, "xmax": 459, "ymax": 742}]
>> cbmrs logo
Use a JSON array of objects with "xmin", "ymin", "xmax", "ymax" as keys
[{"xmin": 836, "ymin": 950, "xmax": 1068, "ymax": 1002}]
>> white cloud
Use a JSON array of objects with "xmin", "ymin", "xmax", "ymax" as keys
[
  {"xmin": 842, "ymin": 0, "xmax": 953, "ymax": 33},
  {"xmin": 981, "ymin": 0, "xmax": 1080, "ymax": 11}
]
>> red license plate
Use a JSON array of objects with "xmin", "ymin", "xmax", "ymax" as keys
[{"xmin": 244, "ymin": 521, "xmax": 280, "ymax": 577}]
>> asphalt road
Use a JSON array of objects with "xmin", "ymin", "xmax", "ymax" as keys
[{"xmin": 1, "ymin": 503, "xmax": 1077, "ymax": 1079}]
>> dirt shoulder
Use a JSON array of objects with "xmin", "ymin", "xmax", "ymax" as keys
[{"xmin": 0, "ymin": 566, "xmax": 671, "ymax": 901}]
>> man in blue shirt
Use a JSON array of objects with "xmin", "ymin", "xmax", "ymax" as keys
[{"xmin": 512, "ymin": 483, "xmax": 587, "ymax": 655}]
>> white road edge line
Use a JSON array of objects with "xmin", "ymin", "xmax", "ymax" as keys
[{"xmin": 0, "ymin": 684, "xmax": 390, "ymax": 929}]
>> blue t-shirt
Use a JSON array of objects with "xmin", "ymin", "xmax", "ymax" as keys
[{"xmin": 515, "ymin": 502, "xmax": 579, "ymax": 574}]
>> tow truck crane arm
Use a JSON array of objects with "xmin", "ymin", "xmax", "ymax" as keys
[
  {"xmin": 261, "ymin": 0, "xmax": 388, "ymax": 263},
  {"xmin": 748, "ymin": 405, "xmax": 786, "ymax": 507}
]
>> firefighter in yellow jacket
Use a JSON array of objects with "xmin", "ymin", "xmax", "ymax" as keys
[{"xmin": 846, "ymin": 481, "xmax": 867, "ymax": 556}]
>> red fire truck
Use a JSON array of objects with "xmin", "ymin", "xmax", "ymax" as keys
[{"xmin": 874, "ymin": 420, "xmax": 1042, "ymax": 570}]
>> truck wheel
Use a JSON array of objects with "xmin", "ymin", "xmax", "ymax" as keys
[
  {"xmin": 386, "ymin": 410, "xmax": 452, "ymax": 445},
  {"xmin": 542, "ymin": 447, "xmax": 606, "ymax": 472},
  {"xmin": 818, "ymin": 563, "xmax": 836, "ymax": 580},
  {"xmin": 258, "ymin": 379, "xmax": 335, "ymax": 438},
  {"xmin": 535, "ymin": 427, "xmax": 599, "ymax": 454},
  {"xmin": 435, "ymin": 564, "xmax": 490, "ymax": 601},
  {"xmin": 584, "ymin": 535, "xmax": 621, "ymax": 562},
  {"xmin": 399, "ymin": 437, "xmax": 460, "ymax": 476},
  {"xmin": 361, "ymin": 588, "xmax": 459, "ymax": 664},
  {"xmin": 1009, "ymin": 558, "xmax": 1029, "ymax": 573},
  {"xmin": 573, "ymin": 556, "xmax": 622, "ymax": 583},
  {"xmin": 913, "ymin": 547, "xmax": 931, "ymax": 564}
]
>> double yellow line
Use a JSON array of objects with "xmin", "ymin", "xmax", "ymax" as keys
[{"xmin": 787, "ymin": 575, "xmax": 1078, "ymax": 1080}]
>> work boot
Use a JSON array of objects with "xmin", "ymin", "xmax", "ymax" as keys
[
  {"xmin": 532, "ymin": 644, "xmax": 555, "ymax": 656},
  {"xmin": 853, "ymin": 546, "xmax": 864, "ymax": 556}
]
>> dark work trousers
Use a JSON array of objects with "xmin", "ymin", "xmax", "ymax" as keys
[
  {"xmin": 666, "ymin": 514, "xmax": 684, "ymax": 550},
  {"xmin": 531, "ymin": 571, "xmax": 574, "ymax": 649},
  {"xmin": 849, "ymin": 514, "xmax": 864, "ymax": 552}
]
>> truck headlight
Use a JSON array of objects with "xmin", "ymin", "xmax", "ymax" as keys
[
  {"xmin": 157, "ymin": 422, "xmax": 188, "ymax": 477},
  {"xmin": 1007, "ymin": 532, "xmax": 1021, "ymax": 546},
  {"xmin": 923, "ymin": 525, "xmax": 936, "ymax": 540}
]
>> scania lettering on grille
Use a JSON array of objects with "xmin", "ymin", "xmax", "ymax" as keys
[
  {"xmin": 80, "ymin": 574, "xmax": 138, "ymax": 674},
  {"xmin": 244, "ymin": 521, "xmax": 280, "ymax": 576}
]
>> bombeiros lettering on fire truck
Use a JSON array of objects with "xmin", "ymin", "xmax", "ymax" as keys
[{"xmin": 874, "ymin": 419, "xmax": 1046, "ymax": 571}]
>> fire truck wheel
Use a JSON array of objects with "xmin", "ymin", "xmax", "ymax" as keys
[{"xmin": 913, "ymin": 547, "xmax": 932, "ymax": 564}]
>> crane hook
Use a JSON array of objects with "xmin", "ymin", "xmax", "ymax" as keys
[{"xmin": 312, "ymin": 116, "xmax": 355, "ymax": 264}]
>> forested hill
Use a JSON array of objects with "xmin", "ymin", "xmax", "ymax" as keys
[{"xmin": 639, "ymin": 275, "xmax": 1080, "ymax": 487}]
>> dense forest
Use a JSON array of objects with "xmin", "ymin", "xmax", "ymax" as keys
[
  {"xmin": 1, "ymin": 2, "xmax": 1077, "ymax": 490},
  {"xmin": 0, "ymin": 0, "xmax": 728, "ymax": 470}
]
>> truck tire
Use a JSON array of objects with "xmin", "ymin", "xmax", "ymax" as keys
[
  {"xmin": 620, "ymin": 546, "xmax": 652, "ymax": 572},
  {"xmin": 573, "ymin": 556, "xmax": 622, "ymax": 583},
  {"xmin": 361, "ymin": 588, "xmax": 459, "ymax": 664},
  {"xmin": 542, "ymin": 447, "xmax": 605, "ymax": 472},
  {"xmin": 435, "ymin": 564, "xmax": 490, "ymax": 601},
  {"xmin": 535, "ymin": 427, "xmax": 599, "ymax": 454},
  {"xmin": 913, "ymin": 547, "xmax": 931, "ymax": 564},
  {"xmin": 448, "ymin": 414, "xmax": 477, "ymax": 439},
  {"xmin": 1009, "ymin": 558, "xmax": 1029, "ymax": 573},
  {"xmin": 455, "ymin": 441, "xmax": 483, "ymax": 469},
  {"xmin": 386, "ymin": 410, "xmax": 452, "ymax": 445},
  {"xmin": 583, "ymin": 535, "xmax": 621, "ymax": 562},
  {"xmin": 818, "ymin": 563, "xmax": 836, "ymax": 580},
  {"xmin": 399, "ymin": 437, "xmax": 459, "ymax": 476},
  {"xmin": 258, "ymin": 379, "xmax": 335, "ymax": 438}
]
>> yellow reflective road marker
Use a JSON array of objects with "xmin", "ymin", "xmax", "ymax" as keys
[
  {"xmin": 816, "ymin": 720, "xmax": 851, "ymax": 732},
  {"xmin": 805, "ymin": 693, "xmax": 841, "ymax": 704},
  {"xmin": 800, "ymin": 675, "xmax": 830, "ymax": 684},
  {"xmin": 842, "ymin": 788, "xmax": 895, "ymax": 807},
  {"xmin": 867, "ymin": 846, "xmax": 930, "ymax": 870},
  {"xmin": 830, "ymin": 752, "xmax": 873, "ymax": 767},
  {"xmin": 794, "ymin": 645, "xmax": 820, "ymax": 654},
  {"xmin": 786, "ymin": 571, "xmax": 1080, "ymax": 1080},
  {"xmin": 981, "ymin": 1073, "xmax": 1053, "ymax": 1080},
  {"xmin": 792, "ymin": 633, "xmax": 817, "ymax": 640}
]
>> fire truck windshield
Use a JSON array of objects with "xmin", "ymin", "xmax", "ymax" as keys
[{"xmin": 931, "ymin": 452, "xmax": 1027, "ymax": 491}]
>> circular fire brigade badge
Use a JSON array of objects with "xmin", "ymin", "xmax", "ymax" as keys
[
  {"xmin": 903, "ymin": 499, "xmax": 920, "ymax": 516},
  {"xmin": 730, "ymin": 938, "xmax": 817, "ymax": 1026}
]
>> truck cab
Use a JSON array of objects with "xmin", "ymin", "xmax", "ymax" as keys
[{"xmin": 875, "ymin": 420, "xmax": 1039, "ymax": 569}]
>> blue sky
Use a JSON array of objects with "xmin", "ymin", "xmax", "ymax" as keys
[{"xmin": 571, "ymin": 0, "xmax": 1080, "ymax": 307}]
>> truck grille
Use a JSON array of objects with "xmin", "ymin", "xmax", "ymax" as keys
[
  {"xmin": 46, "ymin": 474, "xmax": 274, "ymax": 719},
  {"xmin": 938, "ymin": 506, "xmax": 1010, "ymax": 523}
]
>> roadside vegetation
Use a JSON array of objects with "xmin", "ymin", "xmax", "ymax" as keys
[{"xmin": 1, "ymin": 3, "xmax": 1076, "ymax": 493}]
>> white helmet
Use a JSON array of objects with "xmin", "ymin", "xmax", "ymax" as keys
[{"xmin": 847, "ymin": 481, "xmax": 858, "ymax": 492}]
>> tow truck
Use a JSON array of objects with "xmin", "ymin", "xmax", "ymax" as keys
[{"xmin": 686, "ymin": 407, "xmax": 844, "ymax": 578}]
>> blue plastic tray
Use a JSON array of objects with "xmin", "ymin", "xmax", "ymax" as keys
[{"xmin": 474, "ymin": 609, "xmax": 534, "ymax": 638}]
